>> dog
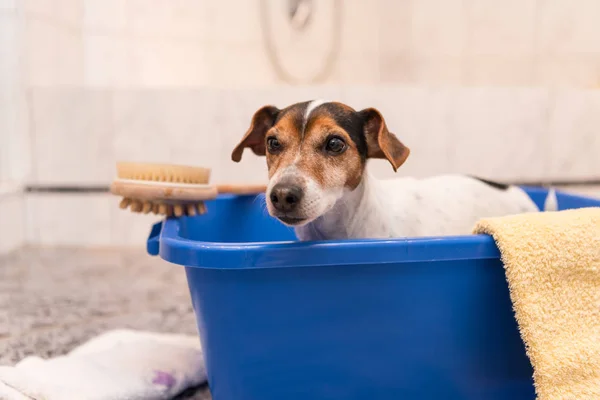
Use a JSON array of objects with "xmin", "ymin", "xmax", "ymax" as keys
[{"xmin": 231, "ymin": 100, "xmax": 556, "ymax": 241}]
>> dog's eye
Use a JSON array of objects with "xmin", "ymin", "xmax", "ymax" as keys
[
  {"xmin": 325, "ymin": 137, "xmax": 346, "ymax": 154},
  {"xmin": 267, "ymin": 137, "xmax": 282, "ymax": 153}
]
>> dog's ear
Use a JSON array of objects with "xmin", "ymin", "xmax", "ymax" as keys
[
  {"xmin": 231, "ymin": 105, "xmax": 280, "ymax": 162},
  {"xmin": 359, "ymin": 108, "xmax": 410, "ymax": 172}
]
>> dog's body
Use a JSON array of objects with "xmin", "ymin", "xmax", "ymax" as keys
[
  {"xmin": 232, "ymin": 100, "xmax": 554, "ymax": 241},
  {"xmin": 295, "ymin": 173, "xmax": 548, "ymax": 240}
]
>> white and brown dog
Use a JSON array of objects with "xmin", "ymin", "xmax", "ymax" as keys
[{"xmin": 232, "ymin": 100, "xmax": 556, "ymax": 241}]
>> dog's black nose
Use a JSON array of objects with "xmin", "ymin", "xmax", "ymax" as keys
[{"xmin": 270, "ymin": 184, "xmax": 303, "ymax": 212}]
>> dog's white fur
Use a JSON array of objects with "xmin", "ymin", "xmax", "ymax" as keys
[
  {"xmin": 303, "ymin": 99, "xmax": 327, "ymax": 128},
  {"xmin": 290, "ymin": 172, "xmax": 556, "ymax": 241},
  {"xmin": 266, "ymin": 164, "xmax": 342, "ymax": 224}
]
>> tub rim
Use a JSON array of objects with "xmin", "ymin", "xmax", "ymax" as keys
[{"xmin": 148, "ymin": 186, "xmax": 598, "ymax": 270}]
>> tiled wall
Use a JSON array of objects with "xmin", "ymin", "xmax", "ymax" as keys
[
  {"xmin": 3, "ymin": 0, "xmax": 600, "ymax": 249},
  {"xmin": 26, "ymin": 87, "xmax": 600, "ymax": 186},
  {"xmin": 22, "ymin": 86, "xmax": 600, "ymax": 246},
  {"xmin": 0, "ymin": 3, "xmax": 28, "ymax": 254},
  {"xmin": 10, "ymin": 0, "xmax": 600, "ymax": 88},
  {"xmin": 0, "ymin": 3, "xmax": 30, "ymax": 184}
]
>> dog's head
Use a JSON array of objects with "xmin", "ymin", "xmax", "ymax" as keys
[{"xmin": 231, "ymin": 100, "xmax": 410, "ymax": 226}]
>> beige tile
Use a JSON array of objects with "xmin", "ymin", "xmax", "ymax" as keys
[
  {"xmin": 0, "ymin": 86, "xmax": 31, "ymax": 183},
  {"xmin": 0, "ymin": 13, "xmax": 19, "ymax": 86},
  {"xmin": 26, "ymin": 194, "xmax": 112, "ymax": 246},
  {"xmin": 337, "ymin": 52, "xmax": 380, "ymax": 85},
  {"xmin": 465, "ymin": 55, "xmax": 534, "ymax": 86},
  {"xmin": 546, "ymin": 90, "xmax": 600, "ymax": 180},
  {"xmin": 378, "ymin": 0, "xmax": 411, "ymax": 62},
  {"xmin": 340, "ymin": 0, "xmax": 379, "ymax": 54},
  {"xmin": 30, "ymin": 88, "xmax": 114, "ymax": 184},
  {"xmin": 0, "ymin": 0, "xmax": 17, "ymax": 12},
  {"xmin": 12, "ymin": 90, "xmax": 32, "ymax": 183},
  {"xmin": 0, "ymin": 181, "xmax": 21, "ymax": 195},
  {"xmin": 411, "ymin": 56, "xmax": 464, "ymax": 85},
  {"xmin": 112, "ymin": 91, "xmax": 174, "ymax": 164},
  {"xmin": 55, "ymin": 25, "xmax": 84, "ymax": 86},
  {"xmin": 83, "ymin": 0, "xmax": 127, "ymax": 33},
  {"xmin": 23, "ymin": 16, "xmax": 57, "ymax": 86},
  {"xmin": 0, "ymin": 16, "xmax": 27, "ymax": 179},
  {"xmin": 536, "ymin": 0, "xmax": 600, "ymax": 56},
  {"xmin": 205, "ymin": 0, "xmax": 260, "ymax": 46},
  {"xmin": 450, "ymin": 88, "xmax": 550, "ymax": 181},
  {"xmin": 467, "ymin": 0, "xmax": 536, "ymax": 56},
  {"xmin": 23, "ymin": 0, "xmax": 82, "ymax": 27},
  {"xmin": 0, "ymin": 87, "xmax": 11, "ymax": 181},
  {"xmin": 84, "ymin": 34, "xmax": 133, "ymax": 87},
  {"xmin": 0, "ymin": 191, "xmax": 24, "ymax": 254},
  {"xmin": 22, "ymin": 0, "xmax": 54, "ymax": 17},
  {"xmin": 56, "ymin": 0, "xmax": 83, "ymax": 27},
  {"xmin": 205, "ymin": 44, "xmax": 276, "ymax": 87},
  {"xmin": 128, "ymin": 0, "xmax": 206, "ymax": 40},
  {"xmin": 533, "ymin": 58, "xmax": 600, "ymax": 88},
  {"xmin": 410, "ymin": 0, "xmax": 467, "ymax": 57},
  {"xmin": 379, "ymin": 54, "xmax": 415, "ymax": 84},
  {"xmin": 129, "ymin": 39, "xmax": 208, "ymax": 87},
  {"xmin": 378, "ymin": 0, "xmax": 412, "ymax": 22},
  {"xmin": 23, "ymin": 15, "xmax": 83, "ymax": 86}
]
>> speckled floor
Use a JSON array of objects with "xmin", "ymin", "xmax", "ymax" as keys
[{"xmin": 0, "ymin": 247, "xmax": 212, "ymax": 399}]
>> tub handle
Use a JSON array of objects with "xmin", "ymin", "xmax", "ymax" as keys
[{"xmin": 147, "ymin": 221, "xmax": 163, "ymax": 256}]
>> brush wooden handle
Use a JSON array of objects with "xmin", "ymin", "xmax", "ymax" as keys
[
  {"xmin": 110, "ymin": 180, "xmax": 218, "ymax": 203},
  {"xmin": 216, "ymin": 184, "xmax": 267, "ymax": 195}
]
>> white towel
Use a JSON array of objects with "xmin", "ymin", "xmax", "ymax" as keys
[{"xmin": 0, "ymin": 329, "xmax": 207, "ymax": 400}]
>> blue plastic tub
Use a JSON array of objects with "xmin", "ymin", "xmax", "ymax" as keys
[{"xmin": 147, "ymin": 187, "xmax": 600, "ymax": 400}]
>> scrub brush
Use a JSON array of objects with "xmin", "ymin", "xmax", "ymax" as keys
[{"xmin": 110, "ymin": 162, "xmax": 266, "ymax": 217}]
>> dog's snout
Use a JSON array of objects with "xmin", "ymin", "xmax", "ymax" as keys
[{"xmin": 270, "ymin": 184, "xmax": 303, "ymax": 212}]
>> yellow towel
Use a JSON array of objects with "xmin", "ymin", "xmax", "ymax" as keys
[{"xmin": 473, "ymin": 207, "xmax": 600, "ymax": 400}]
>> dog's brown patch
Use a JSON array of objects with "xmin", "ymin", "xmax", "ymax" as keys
[
  {"xmin": 360, "ymin": 108, "xmax": 410, "ymax": 171},
  {"xmin": 275, "ymin": 113, "xmax": 365, "ymax": 190},
  {"xmin": 311, "ymin": 115, "xmax": 364, "ymax": 189},
  {"xmin": 266, "ymin": 108, "xmax": 302, "ymax": 178}
]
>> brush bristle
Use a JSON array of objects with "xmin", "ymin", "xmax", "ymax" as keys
[
  {"xmin": 116, "ymin": 162, "xmax": 211, "ymax": 184},
  {"xmin": 118, "ymin": 197, "xmax": 207, "ymax": 217}
]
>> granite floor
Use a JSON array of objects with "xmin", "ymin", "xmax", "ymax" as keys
[{"xmin": 0, "ymin": 246, "xmax": 211, "ymax": 399}]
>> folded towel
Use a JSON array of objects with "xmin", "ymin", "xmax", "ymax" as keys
[
  {"xmin": 473, "ymin": 207, "xmax": 600, "ymax": 400},
  {"xmin": 0, "ymin": 329, "xmax": 207, "ymax": 400}
]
